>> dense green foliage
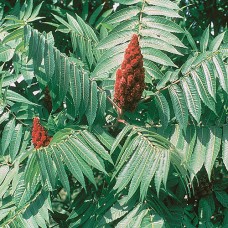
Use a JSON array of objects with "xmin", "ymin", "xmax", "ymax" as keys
[{"xmin": 0, "ymin": 0, "xmax": 227, "ymax": 227}]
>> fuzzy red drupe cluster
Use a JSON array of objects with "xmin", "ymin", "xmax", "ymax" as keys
[
  {"xmin": 114, "ymin": 34, "xmax": 145, "ymax": 112},
  {"xmin": 32, "ymin": 117, "xmax": 52, "ymax": 149}
]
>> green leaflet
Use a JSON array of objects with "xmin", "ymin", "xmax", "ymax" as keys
[
  {"xmin": 222, "ymin": 125, "xmax": 228, "ymax": 170},
  {"xmin": 141, "ymin": 28, "xmax": 186, "ymax": 48},
  {"xmin": 156, "ymin": 70, "xmax": 177, "ymax": 89},
  {"xmin": 76, "ymin": 34, "xmax": 86, "ymax": 61},
  {"xmin": 139, "ymin": 147, "xmax": 158, "ymax": 200},
  {"xmin": 169, "ymin": 124, "xmax": 185, "ymax": 153},
  {"xmin": 68, "ymin": 137, "xmax": 107, "ymax": 174},
  {"xmin": 127, "ymin": 144, "xmax": 151, "ymax": 200},
  {"xmin": 2, "ymin": 27, "xmax": 24, "ymax": 44},
  {"xmin": 154, "ymin": 150, "xmax": 168, "ymax": 195},
  {"xmin": 24, "ymin": 24, "xmax": 32, "ymax": 46},
  {"xmin": 36, "ymin": 152, "xmax": 49, "ymax": 189},
  {"xmin": 111, "ymin": 18, "xmax": 138, "ymax": 34},
  {"xmin": 52, "ymin": 13, "xmax": 72, "ymax": 30},
  {"xmin": 143, "ymin": 59, "xmax": 164, "ymax": 80},
  {"xmin": 115, "ymin": 204, "xmax": 141, "ymax": 227},
  {"xmin": 50, "ymin": 48, "xmax": 61, "ymax": 109},
  {"xmin": 189, "ymin": 127, "xmax": 210, "ymax": 179},
  {"xmin": 200, "ymin": 26, "xmax": 210, "ymax": 52},
  {"xmin": 191, "ymin": 69, "xmax": 216, "ymax": 113},
  {"xmin": 169, "ymin": 84, "xmax": 188, "ymax": 130},
  {"xmin": 114, "ymin": 0, "xmax": 142, "ymax": 5},
  {"xmin": 80, "ymin": 130, "xmax": 113, "ymax": 164},
  {"xmin": 14, "ymin": 173, "xmax": 32, "ymax": 207},
  {"xmin": 89, "ymin": 4, "xmax": 104, "ymax": 25},
  {"xmin": 91, "ymin": 45, "xmax": 126, "ymax": 78},
  {"xmin": 144, "ymin": 6, "xmax": 182, "ymax": 18},
  {"xmin": 74, "ymin": 149, "xmax": 97, "ymax": 188},
  {"xmin": 191, "ymin": 52, "xmax": 211, "ymax": 68},
  {"xmin": 9, "ymin": 123, "xmax": 23, "ymax": 161},
  {"xmin": 67, "ymin": 13, "xmax": 83, "ymax": 35},
  {"xmin": 92, "ymin": 125, "xmax": 114, "ymax": 150},
  {"xmin": 22, "ymin": 0, "xmax": 33, "ymax": 20},
  {"xmin": 181, "ymin": 55, "xmax": 197, "ymax": 75},
  {"xmin": 57, "ymin": 143, "xmax": 86, "ymax": 189},
  {"xmin": 59, "ymin": 54, "xmax": 70, "ymax": 103},
  {"xmin": 184, "ymin": 29, "xmax": 198, "ymax": 51},
  {"xmin": 0, "ymin": 112, "xmax": 9, "ymax": 125},
  {"xmin": 24, "ymin": 153, "xmax": 40, "ymax": 188},
  {"xmin": 212, "ymin": 55, "xmax": 228, "ymax": 94},
  {"xmin": 181, "ymin": 77, "xmax": 201, "ymax": 123},
  {"xmin": 0, "ymin": 165, "xmax": 19, "ymax": 198},
  {"xmin": 69, "ymin": 14, "xmax": 99, "ymax": 66},
  {"xmin": 97, "ymin": 197, "xmax": 134, "ymax": 226},
  {"xmin": 28, "ymin": 1, "xmax": 44, "ymax": 22},
  {"xmin": 1, "ymin": 118, "xmax": 15, "ymax": 155},
  {"xmin": 51, "ymin": 146, "xmax": 71, "ymax": 196},
  {"xmin": 76, "ymin": 14, "xmax": 98, "ymax": 42},
  {"xmin": 34, "ymin": 33, "xmax": 45, "ymax": 70},
  {"xmin": 97, "ymin": 30, "xmax": 134, "ymax": 50},
  {"xmin": 18, "ymin": 190, "xmax": 50, "ymax": 228},
  {"xmin": 69, "ymin": 64, "xmax": 81, "ymax": 114},
  {"xmin": 140, "ymin": 37, "xmax": 183, "ymax": 55},
  {"xmin": 79, "ymin": 71, "xmax": 90, "ymax": 116},
  {"xmin": 66, "ymin": 93, "xmax": 78, "ymax": 118},
  {"xmin": 146, "ymin": 0, "xmax": 180, "ymax": 9},
  {"xmin": 97, "ymin": 90, "xmax": 106, "ymax": 120},
  {"xmin": 3, "ymin": 89, "xmax": 38, "ymax": 106},
  {"xmin": 51, "ymin": 50, "xmax": 70, "ymax": 110},
  {"xmin": 42, "ymin": 149, "xmax": 56, "ymax": 189},
  {"xmin": 201, "ymin": 61, "xmax": 216, "ymax": 100},
  {"xmin": 183, "ymin": 125, "xmax": 197, "ymax": 163},
  {"xmin": 21, "ymin": 58, "xmax": 34, "ymax": 85},
  {"xmin": 204, "ymin": 126, "xmax": 222, "ymax": 179},
  {"xmin": 86, "ymin": 40, "xmax": 93, "ymax": 67},
  {"xmin": 44, "ymin": 39, "xmax": 55, "ymax": 81},
  {"xmin": 65, "ymin": 139, "xmax": 97, "ymax": 187},
  {"xmin": 155, "ymin": 93, "xmax": 170, "ymax": 129},
  {"xmin": 0, "ymin": 165, "xmax": 9, "ymax": 185},
  {"xmin": 114, "ymin": 139, "xmax": 145, "ymax": 193},
  {"xmin": 209, "ymin": 32, "xmax": 225, "ymax": 51},
  {"xmin": 0, "ymin": 44, "xmax": 14, "ymax": 62},
  {"xmin": 110, "ymin": 124, "xmax": 133, "ymax": 154},
  {"xmin": 2, "ymin": 73, "xmax": 21, "ymax": 88},
  {"xmin": 85, "ymin": 80, "xmax": 98, "ymax": 126},
  {"xmin": 142, "ymin": 16, "xmax": 184, "ymax": 33},
  {"xmin": 105, "ymin": 6, "xmax": 140, "ymax": 24},
  {"xmin": 113, "ymin": 134, "xmax": 140, "ymax": 176},
  {"xmin": 142, "ymin": 47, "xmax": 177, "ymax": 67},
  {"xmin": 28, "ymin": 28, "xmax": 39, "ymax": 61}
]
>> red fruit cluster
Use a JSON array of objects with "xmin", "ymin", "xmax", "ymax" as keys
[
  {"xmin": 32, "ymin": 117, "xmax": 52, "ymax": 149},
  {"xmin": 114, "ymin": 34, "xmax": 145, "ymax": 112}
]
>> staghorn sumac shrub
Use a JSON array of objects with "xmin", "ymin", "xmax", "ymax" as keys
[
  {"xmin": 0, "ymin": 1, "xmax": 227, "ymax": 227},
  {"xmin": 114, "ymin": 34, "xmax": 145, "ymax": 112}
]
